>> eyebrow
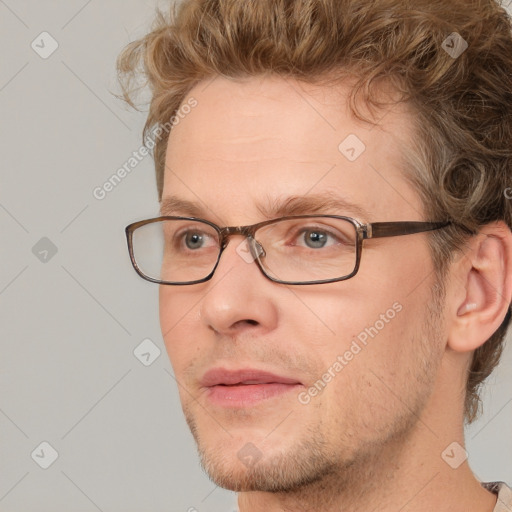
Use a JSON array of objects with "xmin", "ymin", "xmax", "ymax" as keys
[{"xmin": 159, "ymin": 192, "xmax": 371, "ymax": 222}]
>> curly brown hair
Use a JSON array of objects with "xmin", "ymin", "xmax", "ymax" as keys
[{"xmin": 116, "ymin": 0, "xmax": 512, "ymax": 424}]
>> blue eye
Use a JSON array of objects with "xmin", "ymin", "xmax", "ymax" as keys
[
  {"xmin": 294, "ymin": 227, "xmax": 344, "ymax": 249},
  {"xmin": 184, "ymin": 231, "xmax": 205, "ymax": 250},
  {"xmin": 169, "ymin": 225, "xmax": 219, "ymax": 253},
  {"xmin": 302, "ymin": 230, "xmax": 329, "ymax": 248}
]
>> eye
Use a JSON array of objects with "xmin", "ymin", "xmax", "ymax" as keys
[
  {"xmin": 171, "ymin": 227, "xmax": 218, "ymax": 252},
  {"xmin": 300, "ymin": 229, "xmax": 330, "ymax": 248},
  {"xmin": 296, "ymin": 228, "xmax": 340, "ymax": 249},
  {"xmin": 184, "ymin": 231, "xmax": 206, "ymax": 250}
]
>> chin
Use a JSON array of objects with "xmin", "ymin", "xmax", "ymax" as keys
[
  {"xmin": 199, "ymin": 447, "xmax": 337, "ymax": 493},
  {"xmin": 190, "ymin": 423, "xmax": 341, "ymax": 493}
]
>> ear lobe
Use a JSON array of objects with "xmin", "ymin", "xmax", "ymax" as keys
[{"xmin": 448, "ymin": 222, "xmax": 512, "ymax": 353}]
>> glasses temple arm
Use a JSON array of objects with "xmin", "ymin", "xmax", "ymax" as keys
[{"xmin": 364, "ymin": 221, "xmax": 452, "ymax": 239}]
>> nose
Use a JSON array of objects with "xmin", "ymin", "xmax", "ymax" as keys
[{"xmin": 198, "ymin": 236, "xmax": 278, "ymax": 336}]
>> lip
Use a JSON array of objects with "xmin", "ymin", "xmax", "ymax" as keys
[
  {"xmin": 200, "ymin": 368, "xmax": 303, "ymax": 407},
  {"xmin": 200, "ymin": 368, "xmax": 302, "ymax": 387}
]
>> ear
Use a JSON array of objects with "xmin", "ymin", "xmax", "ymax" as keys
[{"xmin": 448, "ymin": 221, "xmax": 512, "ymax": 353}]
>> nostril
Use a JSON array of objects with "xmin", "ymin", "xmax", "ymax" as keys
[{"xmin": 233, "ymin": 319, "xmax": 259, "ymax": 328}]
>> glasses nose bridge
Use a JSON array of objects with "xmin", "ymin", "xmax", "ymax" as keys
[
  {"xmin": 219, "ymin": 224, "xmax": 256, "ymax": 246},
  {"xmin": 217, "ymin": 225, "xmax": 266, "ymax": 263}
]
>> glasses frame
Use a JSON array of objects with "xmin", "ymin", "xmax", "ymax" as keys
[{"xmin": 125, "ymin": 215, "xmax": 451, "ymax": 286}]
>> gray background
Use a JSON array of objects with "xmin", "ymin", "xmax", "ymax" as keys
[{"xmin": 0, "ymin": 1, "xmax": 511, "ymax": 511}]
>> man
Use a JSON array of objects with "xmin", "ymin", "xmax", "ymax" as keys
[{"xmin": 118, "ymin": 0, "xmax": 512, "ymax": 510}]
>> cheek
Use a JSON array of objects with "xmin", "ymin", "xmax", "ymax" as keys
[
  {"xmin": 289, "ymin": 284, "xmax": 394, "ymax": 349},
  {"xmin": 312, "ymin": 310, "xmax": 418, "ymax": 439},
  {"xmin": 159, "ymin": 287, "xmax": 200, "ymax": 369},
  {"xmin": 158, "ymin": 286, "xmax": 175, "ymax": 336},
  {"xmin": 159, "ymin": 286, "xmax": 197, "ymax": 334},
  {"xmin": 297, "ymin": 284, "xmax": 411, "ymax": 381}
]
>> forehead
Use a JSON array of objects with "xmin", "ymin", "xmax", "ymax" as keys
[{"xmin": 163, "ymin": 75, "xmax": 422, "ymax": 225}]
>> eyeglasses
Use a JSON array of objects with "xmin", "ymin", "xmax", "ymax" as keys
[{"xmin": 125, "ymin": 215, "xmax": 451, "ymax": 286}]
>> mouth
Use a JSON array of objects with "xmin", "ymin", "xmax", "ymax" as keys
[{"xmin": 200, "ymin": 368, "xmax": 303, "ymax": 407}]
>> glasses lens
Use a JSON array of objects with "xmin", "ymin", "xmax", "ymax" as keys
[
  {"xmin": 131, "ymin": 219, "xmax": 220, "ymax": 283},
  {"xmin": 254, "ymin": 217, "xmax": 358, "ymax": 283},
  {"xmin": 129, "ymin": 216, "xmax": 358, "ymax": 284}
]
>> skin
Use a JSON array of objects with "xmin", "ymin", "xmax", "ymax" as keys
[{"xmin": 158, "ymin": 75, "xmax": 512, "ymax": 512}]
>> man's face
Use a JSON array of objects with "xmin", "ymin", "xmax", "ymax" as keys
[{"xmin": 159, "ymin": 76, "xmax": 446, "ymax": 491}]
